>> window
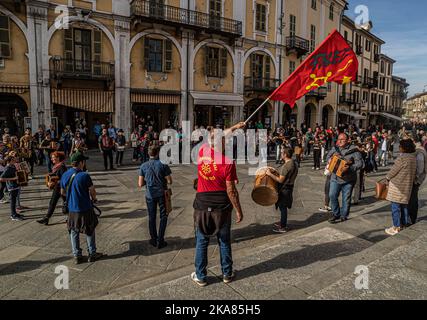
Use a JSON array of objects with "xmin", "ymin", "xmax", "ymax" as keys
[
  {"xmin": 256, "ymin": 3, "xmax": 267, "ymax": 32},
  {"xmin": 386, "ymin": 96, "xmax": 388, "ymax": 108},
  {"xmin": 388, "ymin": 63, "xmax": 391, "ymax": 76},
  {"xmin": 205, "ymin": 46, "xmax": 227, "ymax": 78},
  {"xmin": 374, "ymin": 44, "xmax": 378, "ymax": 55},
  {"xmin": 144, "ymin": 37, "xmax": 173, "ymax": 73},
  {"xmin": 0, "ymin": 15, "xmax": 11, "ymax": 58},
  {"xmin": 354, "ymin": 90, "xmax": 360, "ymax": 103},
  {"xmin": 209, "ymin": 0, "xmax": 222, "ymax": 29},
  {"xmin": 311, "ymin": 0, "xmax": 316, "ymax": 10},
  {"xmin": 363, "ymin": 68, "xmax": 369, "ymax": 81},
  {"xmin": 362, "ymin": 91, "xmax": 368, "ymax": 103},
  {"xmin": 329, "ymin": 3, "xmax": 334, "ymax": 20},
  {"xmin": 310, "ymin": 25, "xmax": 316, "ymax": 52},
  {"xmin": 365, "ymin": 39, "xmax": 371, "ymax": 52},
  {"xmin": 289, "ymin": 60, "xmax": 296, "ymax": 75},
  {"xmin": 289, "ymin": 15, "xmax": 296, "ymax": 37},
  {"xmin": 380, "ymin": 61, "xmax": 385, "ymax": 73},
  {"xmin": 344, "ymin": 31, "xmax": 348, "ymax": 41},
  {"xmin": 327, "ymin": 82, "xmax": 332, "ymax": 92}
]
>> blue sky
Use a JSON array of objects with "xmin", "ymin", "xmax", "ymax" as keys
[{"xmin": 346, "ymin": 0, "xmax": 427, "ymax": 97}]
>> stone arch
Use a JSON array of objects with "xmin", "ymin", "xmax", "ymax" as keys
[
  {"xmin": 243, "ymin": 47, "xmax": 278, "ymax": 78},
  {"xmin": 130, "ymin": 29, "xmax": 183, "ymax": 61},
  {"xmin": 0, "ymin": 4, "xmax": 29, "ymax": 48},
  {"xmin": 47, "ymin": 16, "xmax": 117, "ymax": 57}
]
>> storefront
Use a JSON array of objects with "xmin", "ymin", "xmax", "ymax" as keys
[
  {"xmin": 338, "ymin": 110, "xmax": 366, "ymax": 128},
  {"xmin": 0, "ymin": 85, "xmax": 30, "ymax": 136},
  {"xmin": 244, "ymin": 98, "xmax": 273, "ymax": 128},
  {"xmin": 131, "ymin": 90, "xmax": 180, "ymax": 132},
  {"xmin": 191, "ymin": 92, "xmax": 244, "ymax": 129}
]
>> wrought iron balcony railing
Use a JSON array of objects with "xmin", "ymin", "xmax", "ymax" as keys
[
  {"xmin": 285, "ymin": 35, "xmax": 310, "ymax": 58},
  {"xmin": 50, "ymin": 57, "xmax": 115, "ymax": 81},
  {"xmin": 339, "ymin": 93, "xmax": 355, "ymax": 105},
  {"xmin": 305, "ymin": 86, "xmax": 327, "ymax": 100},
  {"xmin": 244, "ymin": 77, "xmax": 280, "ymax": 93},
  {"xmin": 358, "ymin": 76, "xmax": 378, "ymax": 89},
  {"xmin": 131, "ymin": 0, "xmax": 242, "ymax": 37}
]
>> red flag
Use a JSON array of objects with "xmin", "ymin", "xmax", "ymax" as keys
[{"xmin": 270, "ymin": 29, "xmax": 358, "ymax": 107}]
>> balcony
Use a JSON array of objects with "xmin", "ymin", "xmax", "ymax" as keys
[
  {"xmin": 392, "ymin": 91, "xmax": 407, "ymax": 99},
  {"xmin": 339, "ymin": 93, "xmax": 355, "ymax": 105},
  {"xmin": 356, "ymin": 45, "xmax": 363, "ymax": 55},
  {"xmin": 358, "ymin": 76, "xmax": 378, "ymax": 89},
  {"xmin": 244, "ymin": 77, "xmax": 280, "ymax": 93},
  {"xmin": 379, "ymin": 105, "xmax": 385, "ymax": 112},
  {"xmin": 50, "ymin": 57, "xmax": 115, "ymax": 83},
  {"xmin": 285, "ymin": 35, "xmax": 310, "ymax": 58},
  {"xmin": 131, "ymin": 0, "xmax": 242, "ymax": 37},
  {"xmin": 305, "ymin": 86, "xmax": 327, "ymax": 100}
]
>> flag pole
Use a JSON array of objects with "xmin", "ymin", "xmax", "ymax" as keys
[{"xmin": 244, "ymin": 93, "xmax": 274, "ymax": 125}]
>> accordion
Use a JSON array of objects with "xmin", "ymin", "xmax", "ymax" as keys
[
  {"xmin": 17, "ymin": 170, "xmax": 28, "ymax": 187},
  {"xmin": 45, "ymin": 174, "xmax": 60, "ymax": 189},
  {"xmin": 326, "ymin": 155, "xmax": 347, "ymax": 178}
]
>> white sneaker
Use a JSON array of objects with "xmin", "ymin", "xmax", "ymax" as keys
[
  {"xmin": 191, "ymin": 272, "xmax": 207, "ymax": 287},
  {"xmin": 0, "ymin": 198, "xmax": 8, "ymax": 204},
  {"xmin": 385, "ymin": 226, "xmax": 401, "ymax": 236}
]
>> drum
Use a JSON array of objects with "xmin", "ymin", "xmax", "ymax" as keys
[
  {"xmin": 17, "ymin": 170, "xmax": 28, "ymax": 187},
  {"xmin": 251, "ymin": 167, "xmax": 279, "ymax": 206}
]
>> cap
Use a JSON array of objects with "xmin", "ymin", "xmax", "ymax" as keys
[{"xmin": 70, "ymin": 151, "xmax": 89, "ymax": 163}]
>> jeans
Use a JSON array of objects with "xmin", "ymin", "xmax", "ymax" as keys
[
  {"xmin": 146, "ymin": 196, "xmax": 168, "ymax": 244},
  {"xmin": 408, "ymin": 184, "xmax": 420, "ymax": 224},
  {"xmin": 102, "ymin": 149, "xmax": 114, "ymax": 169},
  {"xmin": 324, "ymin": 175, "xmax": 331, "ymax": 206},
  {"xmin": 304, "ymin": 142, "xmax": 311, "ymax": 156},
  {"xmin": 116, "ymin": 151, "xmax": 124, "ymax": 165},
  {"xmin": 368, "ymin": 151, "xmax": 377, "ymax": 171},
  {"xmin": 46, "ymin": 188, "xmax": 65, "ymax": 219},
  {"xmin": 329, "ymin": 180, "xmax": 355, "ymax": 219},
  {"xmin": 391, "ymin": 202, "xmax": 409, "ymax": 228},
  {"xmin": 10, "ymin": 189, "xmax": 19, "ymax": 217},
  {"xmin": 70, "ymin": 229, "xmax": 96, "ymax": 257},
  {"xmin": 133, "ymin": 147, "xmax": 139, "ymax": 160},
  {"xmin": 278, "ymin": 203, "xmax": 288, "ymax": 228},
  {"xmin": 195, "ymin": 222, "xmax": 232, "ymax": 282},
  {"xmin": 45, "ymin": 153, "xmax": 52, "ymax": 173}
]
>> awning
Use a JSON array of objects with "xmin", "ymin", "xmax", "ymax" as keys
[
  {"xmin": 379, "ymin": 112, "xmax": 403, "ymax": 122},
  {"xmin": 338, "ymin": 110, "xmax": 365, "ymax": 120},
  {"xmin": 191, "ymin": 92, "xmax": 244, "ymax": 107},
  {"xmin": 0, "ymin": 84, "xmax": 29, "ymax": 94},
  {"xmin": 51, "ymin": 88, "xmax": 114, "ymax": 113},
  {"xmin": 131, "ymin": 90, "xmax": 181, "ymax": 104}
]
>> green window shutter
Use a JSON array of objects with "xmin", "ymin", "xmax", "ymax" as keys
[
  {"xmin": 92, "ymin": 30, "xmax": 102, "ymax": 76},
  {"xmin": 164, "ymin": 39, "xmax": 172, "ymax": 72},
  {"xmin": 264, "ymin": 56, "xmax": 271, "ymax": 87},
  {"xmin": 0, "ymin": 15, "xmax": 11, "ymax": 58},
  {"xmin": 261, "ymin": 5, "xmax": 266, "ymax": 31},
  {"xmin": 204, "ymin": 46, "xmax": 210, "ymax": 76},
  {"xmin": 251, "ymin": 54, "xmax": 256, "ymax": 78},
  {"xmin": 256, "ymin": 4, "xmax": 260, "ymax": 31},
  {"xmin": 144, "ymin": 37, "xmax": 150, "ymax": 70},
  {"xmin": 220, "ymin": 48, "xmax": 227, "ymax": 78},
  {"xmin": 64, "ymin": 28, "xmax": 74, "ymax": 71}
]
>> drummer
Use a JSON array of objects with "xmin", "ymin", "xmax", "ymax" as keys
[{"xmin": 265, "ymin": 147, "xmax": 299, "ymax": 233}]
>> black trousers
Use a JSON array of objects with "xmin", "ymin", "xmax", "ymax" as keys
[
  {"xmin": 103, "ymin": 149, "xmax": 114, "ymax": 169},
  {"xmin": 24, "ymin": 156, "xmax": 35, "ymax": 175},
  {"xmin": 324, "ymin": 175, "xmax": 332, "ymax": 206},
  {"xmin": 46, "ymin": 188, "xmax": 65, "ymax": 219},
  {"xmin": 116, "ymin": 151, "xmax": 124, "ymax": 165},
  {"xmin": 0, "ymin": 181, "xmax": 6, "ymax": 200},
  {"xmin": 313, "ymin": 149, "xmax": 321, "ymax": 168},
  {"xmin": 408, "ymin": 183, "xmax": 420, "ymax": 224}
]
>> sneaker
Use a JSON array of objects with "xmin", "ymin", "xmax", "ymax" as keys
[
  {"xmin": 191, "ymin": 272, "xmax": 207, "ymax": 287},
  {"xmin": 157, "ymin": 241, "xmax": 168, "ymax": 249},
  {"xmin": 316, "ymin": 167, "xmax": 320, "ymax": 170},
  {"xmin": 273, "ymin": 221, "xmax": 282, "ymax": 228},
  {"xmin": 273, "ymin": 227, "xmax": 288, "ymax": 234},
  {"xmin": 11, "ymin": 215, "xmax": 24, "ymax": 221},
  {"xmin": 37, "ymin": 217, "xmax": 49, "ymax": 225},
  {"xmin": 88, "ymin": 252, "xmax": 104, "ymax": 263},
  {"xmin": 318, "ymin": 207, "xmax": 329, "ymax": 213},
  {"xmin": 385, "ymin": 226, "xmax": 401, "ymax": 236},
  {"xmin": 312, "ymin": 167, "xmax": 315, "ymax": 170},
  {"xmin": 328, "ymin": 216, "xmax": 341, "ymax": 224},
  {"xmin": 149, "ymin": 239, "xmax": 157, "ymax": 247},
  {"xmin": 340, "ymin": 217, "xmax": 348, "ymax": 223},
  {"xmin": 223, "ymin": 272, "xmax": 235, "ymax": 284},
  {"xmin": 74, "ymin": 256, "xmax": 85, "ymax": 265},
  {"xmin": 0, "ymin": 198, "xmax": 8, "ymax": 204}
]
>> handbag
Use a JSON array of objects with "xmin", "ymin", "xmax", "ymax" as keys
[
  {"xmin": 164, "ymin": 189, "xmax": 173, "ymax": 215},
  {"xmin": 375, "ymin": 179, "xmax": 388, "ymax": 200}
]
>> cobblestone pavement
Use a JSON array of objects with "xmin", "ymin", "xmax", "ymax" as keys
[{"xmin": 0, "ymin": 150, "xmax": 425, "ymax": 299}]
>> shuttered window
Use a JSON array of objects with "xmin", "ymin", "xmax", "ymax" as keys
[
  {"xmin": 93, "ymin": 30, "xmax": 102, "ymax": 75},
  {"xmin": 256, "ymin": 3, "xmax": 266, "ymax": 32},
  {"xmin": 64, "ymin": 28, "xmax": 74, "ymax": 71},
  {"xmin": 289, "ymin": 15, "xmax": 296, "ymax": 37},
  {"xmin": 0, "ymin": 15, "xmax": 10, "ymax": 58},
  {"xmin": 205, "ymin": 46, "xmax": 227, "ymax": 78},
  {"xmin": 144, "ymin": 37, "xmax": 173, "ymax": 73},
  {"xmin": 310, "ymin": 25, "xmax": 316, "ymax": 52}
]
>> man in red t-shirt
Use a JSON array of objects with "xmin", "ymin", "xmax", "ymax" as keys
[{"xmin": 191, "ymin": 122, "xmax": 245, "ymax": 287}]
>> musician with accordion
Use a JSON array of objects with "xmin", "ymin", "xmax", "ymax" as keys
[
  {"xmin": 326, "ymin": 133, "xmax": 364, "ymax": 224},
  {"xmin": 19, "ymin": 128, "xmax": 36, "ymax": 178},
  {"xmin": 37, "ymin": 152, "xmax": 68, "ymax": 225},
  {"xmin": 0, "ymin": 156, "xmax": 25, "ymax": 221}
]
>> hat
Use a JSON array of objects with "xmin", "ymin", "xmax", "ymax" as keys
[{"xmin": 70, "ymin": 151, "xmax": 89, "ymax": 163}]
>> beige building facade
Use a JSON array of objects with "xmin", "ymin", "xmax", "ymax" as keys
[
  {"xmin": 403, "ymin": 92, "xmax": 427, "ymax": 123},
  {"xmin": 0, "ymin": 0, "xmax": 410, "ymax": 138}
]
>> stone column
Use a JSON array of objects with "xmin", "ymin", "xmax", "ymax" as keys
[
  {"xmin": 27, "ymin": 4, "xmax": 51, "ymax": 130},
  {"xmin": 114, "ymin": 19, "xmax": 131, "ymax": 136}
]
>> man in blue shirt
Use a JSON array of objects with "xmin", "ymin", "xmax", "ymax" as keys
[
  {"xmin": 139, "ymin": 146, "xmax": 172, "ymax": 249},
  {"xmin": 61, "ymin": 152, "xmax": 103, "ymax": 264}
]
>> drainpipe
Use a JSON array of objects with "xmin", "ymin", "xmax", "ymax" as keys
[
  {"xmin": 186, "ymin": 0, "xmax": 190, "ymax": 127},
  {"xmin": 278, "ymin": 0, "xmax": 283, "ymax": 127},
  {"xmin": 336, "ymin": 6, "xmax": 345, "ymax": 128}
]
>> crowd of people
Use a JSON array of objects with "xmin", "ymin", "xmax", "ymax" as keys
[{"xmin": 0, "ymin": 117, "xmax": 425, "ymax": 285}]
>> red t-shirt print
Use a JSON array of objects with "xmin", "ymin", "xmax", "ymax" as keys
[{"xmin": 197, "ymin": 144, "xmax": 237, "ymax": 193}]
